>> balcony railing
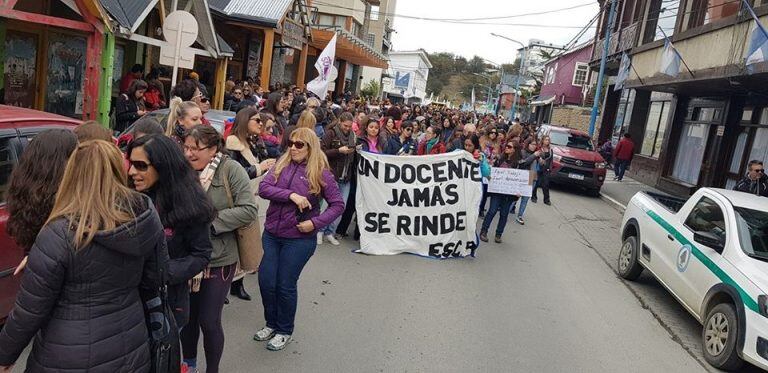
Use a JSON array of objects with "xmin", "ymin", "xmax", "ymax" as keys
[{"xmin": 592, "ymin": 21, "xmax": 640, "ymax": 61}]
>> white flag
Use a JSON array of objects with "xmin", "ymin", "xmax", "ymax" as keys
[
  {"xmin": 307, "ymin": 34, "xmax": 338, "ymax": 100},
  {"xmin": 471, "ymin": 88, "xmax": 476, "ymax": 107}
]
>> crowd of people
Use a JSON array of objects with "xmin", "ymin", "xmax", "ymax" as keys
[{"xmin": 0, "ymin": 74, "xmax": 564, "ymax": 372}]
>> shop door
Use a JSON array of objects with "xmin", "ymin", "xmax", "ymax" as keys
[
  {"xmin": 669, "ymin": 101, "xmax": 725, "ymax": 186},
  {"xmin": 2, "ymin": 30, "xmax": 39, "ymax": 108}
]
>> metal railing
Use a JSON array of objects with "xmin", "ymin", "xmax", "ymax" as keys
[{"xmin": 591, "ymin": 21, "xmax": 640, "ymax": 61}]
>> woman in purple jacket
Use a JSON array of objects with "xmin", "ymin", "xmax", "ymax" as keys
[{"xmin": 255, "ymin": 127, "xmax": 345, "ymax": 351}]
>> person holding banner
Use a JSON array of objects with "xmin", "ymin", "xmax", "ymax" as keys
[
  {"xmin": 358, "ymin": 118, "xmax": 386, "ymax": 153},
  {"xmin": 510, "ymin": 140, "xmax": 540, "ymax": 225},
  {"xmin": 417, "ymin": 125, "xmax": 447, "ymax": 155},
  {"xmin": 256, "ymin": 128, "xmax": 344, "ymax": 351},
  {"xmin": 464, "ymin": 134, "xmax": 491, "ymax": 178},
  {"xmin": 480, "ymin": 139, "xmax": 522, "ymax": 243}
]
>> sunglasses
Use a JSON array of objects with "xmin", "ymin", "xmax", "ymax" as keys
[
  {"xmin": 200, "ymin": 97, "xmax": 210, "ymax": 104},
  {"xmin": 755, "ymin": 169, "xmax": 765, "ymax": 173},
  {"xmin": 130, "ymin": 160, "xmax": 151, "ymax": 172},
  {"xmin": 505, "ymin": 144, "xmax": 514, "ymax": 149},
  {"xmin": 287, "ymin": 140, "xmax": 308, "ymax": 150},
  {"xmin": 234, "ymin": 92, "xmax": 243, "ymax": 96},
  {"xmin": 308, "ymin": 105, "xmax": 319, "ymax": 109}
]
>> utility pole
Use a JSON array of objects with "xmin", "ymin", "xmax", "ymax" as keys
[{"xmin": 588, "ymin": 0, "xmax": 618, "ymax": 138}]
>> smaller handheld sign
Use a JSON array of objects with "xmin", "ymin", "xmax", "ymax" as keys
[{"xmin": 487, "ymin": 168, "xmax": 533, "ymax": 197}]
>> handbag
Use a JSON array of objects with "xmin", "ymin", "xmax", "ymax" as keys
[
  {"xmin": 148, "ymin": 241, "xmax": 181, "ymax": 373},
  {"xmin": 222, "ymin": 162, "xmax": 264, "ymax": 272}
]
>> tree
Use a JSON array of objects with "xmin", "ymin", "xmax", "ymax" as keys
[{"xmin": 361, "ymin": 79, "xmax": 381, "ymax": 99}]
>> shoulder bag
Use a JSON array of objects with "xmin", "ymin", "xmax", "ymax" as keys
[
  {"xmin": 148, "ymin": 240, "xmax": 181, "ymax": 373},
  {"xmin": 222, "ymin": 161, "xmax": 264, "ymax": 272}
]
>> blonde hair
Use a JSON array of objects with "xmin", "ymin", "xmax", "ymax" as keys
[
  {"xmin": 296, "ymin": 110, "xmax": 316, "ymax": 130},
  {"xmin": 46, "ymin": 140, "xmax": 139, "ymax": 249},
  {"xmin": 166, "ymin": 97, "xmax": 200, "ymax": 137},
  {"xmin": 272, "ymin": 128, "xmax": 329, "ymax": 195}
]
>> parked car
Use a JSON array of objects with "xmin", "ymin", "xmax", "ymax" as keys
[
  {"xmin": 537, "ymin": 124, "xmax": 607, "ymax": 195},
  {"xmin": 0, "ymin": 105, "xmax": 80, "ymax": 324},
  {"xmin": 116, "ymin": 108, "xmax": 233, "ymax": 150},
  {"xmin": 620, "ymin": 188, "xmax": 768, "ymax": 371}
]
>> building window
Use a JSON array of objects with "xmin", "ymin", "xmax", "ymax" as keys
[
  {"xmin": 686, "ymin": 0, "xmax": 740, "ymax": 30},
  {"xmin": 643, "ymin": 0, "xmax": 680, "ymax": 43},
  {"xmin": 572, "ymin": 63, "xmax": 588, "ymax": 86},
  {"xmin": 370, "ymin": 5, "xmax": 380, "ymax": 21},
  {"xmin": 640, "ymin": 100, "xmax": 672, "ymax": 158},
  {"xmin": 671, "ymin": 122, "xmax": 710, "ymax": 185},
  {"xmin": 366, "ymin": 33, "xmax": 375, "ymax": 47}
]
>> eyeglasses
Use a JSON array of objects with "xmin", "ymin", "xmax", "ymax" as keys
[
  {"xmin": 287, "ymin": 140, "xmax": 308, "ymax": 150},
  {"xmin": 130, "ymin": 160, "xmax": 151, "ymax": 172},
  {"xmin": 184, "ymin": 144, "xmax": 213, "ymax": 153}
]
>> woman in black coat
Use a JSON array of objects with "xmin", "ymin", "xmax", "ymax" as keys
[
  {"xmin": 0, "ymin": 140, "xmax": 167, "ymax": 372},
  {"xmin": 128, "ymin": 134, "xmax": 216, "ymax": 328},
  {"xmin": 115, "ymin": 79, "xmax": 148, "ymax": 133}
]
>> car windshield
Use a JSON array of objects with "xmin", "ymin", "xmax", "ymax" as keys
[
  {"xmin": 549, "ymin": 132, "xmax": 594, "ymax": 151},
  {"xmin": 734, "ymin": 207, "xmax": 768, "ymax": 260}
]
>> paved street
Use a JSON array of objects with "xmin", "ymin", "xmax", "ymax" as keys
[{"xmin": 18, "ymin": 187, "xmax": 714, "ymax": 372}]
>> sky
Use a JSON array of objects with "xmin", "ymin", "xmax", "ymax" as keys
[{"xmin": 389, "ymin": 0, "xmax": 600, "ymax": 65}]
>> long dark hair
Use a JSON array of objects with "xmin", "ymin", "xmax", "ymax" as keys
[
  {"xmin": 7, "ymin": 129, "xmax": 78, "ymax": 251},
  {"xmin": 127, "ymin": 135, "xmax": 216, "ymax": 228},
  {"xmin": 265, "ymin": 91, "xmax": 283, "ymax": 115},
  {"xmin": 231, "ymin": 107, "xmax": 268, "ymax": 159}
]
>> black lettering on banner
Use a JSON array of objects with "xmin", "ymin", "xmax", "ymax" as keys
[
  {"xmin": 445, "ymin": 184, "xmax": 459, "ymax": 204},
  {"xmin": 456, "ymin": 211, "xmax": 467, "ymax": 231},
  {"xmin": 428, "ymin": 240, "xmax": 470, "ymax": 258},
  {"xmin": 467, "ymin": 240, "xmax": 478, "ymax": 257},
  {"xmin": 417, "ymin": 164, "xmax": 431, "ymax": 183},
  {"xmin": 432, "ymin": 161, "xmax": 448, "ymax": 183},
  {"xmin": 358, "ymin": 157, "xmax": 379, "ymax": 178},
  {"xmin": 470, "ymin": 162, "xmax": 482, "ymax": 182},
  {"xmin": 430, "ymin": 187, "xmax": 445, "ymax": 206},
  {"xmin": 397, "ymin": 215, "xmax": 412, "ymax": 235},
  {"xmin": 421, "ymin": 215, "xmax": 438, "ymax": 235},
  {"xmin": 401, "ymin": 164, "xmax": 416, "ymax": 184},
  {"xmin": 447, "ymin": 159, "xmax": 463, "ymax": 180},
  {"xmin": 364, "ymin": 213, "xmax": 378, "ymax": 232},
  {"xmin": 384, "ymin": 163, "xmax": 400, "ymax": 183},
  {"xmin": 440, "ymin": 213, "xmax": 455, "ymax": 234},
  {"xmin": 428, "ymin": 242, "xmax": 441, "ymax": 257},
  {"xmin": 364, "ymin": 212, "xmax": 391, "ymax": 233},
  {"xmin": 413, "ymin": 187, "xmax": 430, "ymax": 207}
]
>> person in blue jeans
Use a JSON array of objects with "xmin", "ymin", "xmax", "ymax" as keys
[
  {"xmin": 480, "ymin": 139, "xmax": 521, "ymax": 244},
  {"xmin": 257, "ymin": 128, "xmax": 345, "ymax": 351},
  {"xmin": 510, "ymin": 140, "xmax": 540, "ymax": 225}
]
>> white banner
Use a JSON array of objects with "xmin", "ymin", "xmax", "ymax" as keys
[
  {"xmin": 487, "ymin": 168, "xmax": 534, "ymax": 197},
  {"xmin": 355, "ymin": 151, "xmax": 483, "ymax": 258}
]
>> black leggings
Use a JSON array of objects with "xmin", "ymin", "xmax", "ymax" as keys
[
  {"xmin": 336, "ymin": 176, "xmax": 357, "ymax": 237},
  {"xmin": 180, "ymin": 264, "xmax": 236, "ymax": 373}
]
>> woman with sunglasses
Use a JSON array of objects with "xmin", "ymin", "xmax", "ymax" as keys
[
  {"xmin": 255, "ymin": 128, "xmax": 344, "ymax": 351},
  {"xmin": 127, "ymin": 135, "xmax": 216, "ymax": 329},
  {"xmin": 385, "ymin": 120, "xmax": 417, "ymax": 155},
  {"xmin": 166, "ymin": 98, "xmax": 203, "ymax": 144},
  {"xmin": 225, "ymin": 107, "xmax": 277, "ymax": 301},
  {"xmin": 180, "ymin": 125, "xmax": 258, "ymax": 373},
  {"xmin": 480, "ymin": 138, "xmax": 523, "ymax": 244}
]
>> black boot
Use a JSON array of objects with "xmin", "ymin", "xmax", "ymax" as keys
[{"xmin": 230, "ymin": 279, "xmax": 252, "ymax": 301}]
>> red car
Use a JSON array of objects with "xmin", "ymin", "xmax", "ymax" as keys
[
  {"xmin": 0, "ymin": 105, "xmax": 80, "ymax": 324},
  {"xmin": 537, "ymin": 124, "xmax": 607, "ymax": 196}
]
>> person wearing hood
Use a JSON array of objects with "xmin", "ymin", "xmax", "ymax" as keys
[
  {"xmin": 0, "ymin": 140, "xmax": 168, "ymax": 372},
  {"xmin": 225, "ymin": 108, "xmax": 276, "ymax": 301},
  {"xmin": 128, "ymin": 135, "xmax": 217, "ymax": 329},
  {"xmin": 734, "ymin": 160, "xmax": 768, "ymax": 197}
]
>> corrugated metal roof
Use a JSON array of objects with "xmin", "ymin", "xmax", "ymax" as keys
[
  {"xmin": 100, "ymin": 0, "xmax": 154, "ymax": 29},
  {"xmin": 210, "ymin": 0, "xmax": 293, "ymax": 26}
]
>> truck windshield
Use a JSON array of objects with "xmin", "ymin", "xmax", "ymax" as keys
[
  {"xmin": 734, "ymin": 207, "xmax": 768, "ymax": 260},
  {"xmin": 549, "ymin": 132, "xmax": 594, "ymax": 151}
]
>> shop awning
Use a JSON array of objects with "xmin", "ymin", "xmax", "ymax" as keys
[
  {"xmin": 530, "ymin": 95, "xmax": 556, "ymax": 106},
  {"xmin": 100, "ymin": 0, "xmax": 156, "ymax": 32},
  {"xmin": 311, "ymin": 27, "xmax": 388, "ymax": 69},
  {"xmin": 209, "ymin": 0, "xmax": 293, "ymax": 28}
]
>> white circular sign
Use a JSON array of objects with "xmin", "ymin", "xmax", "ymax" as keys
[{"xmin": 163, "ymin": 11, "xmax": 199, "ymax": 47}]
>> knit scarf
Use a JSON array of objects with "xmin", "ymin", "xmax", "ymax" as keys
[
  {"xmin": 426, "ymin": 138, "xmax": 439, "ymax": 153},
  {"xmin": 174, "ymin": 123, "xmax": 186, "ymax": 140},
  {"xmin": 199, "ymin": 152, "xmax": 225, "ymax": 191}
]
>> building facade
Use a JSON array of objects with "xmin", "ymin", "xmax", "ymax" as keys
[
  {"xmin": 590, "ymin": 0, "xmax": 768, "ymax": 196},
  {"xmin": 360, "ymin": 0, "xmax": 396, "ymax": 96},
  {"xmin": 533, "ymin": 42, "xmax": 595, "ymax": 125},
  {"xmin": 381, "ymin": 49, "xmax": 431, "ymax": 104}
]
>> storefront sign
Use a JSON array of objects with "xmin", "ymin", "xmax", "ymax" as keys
[
  {"xmin": 280, "ymin": 19, "xmax": 306, "ymax": 50},
  {"xmin": 355, "ymin": 151, "xmax": 483, "ymax": 258}
]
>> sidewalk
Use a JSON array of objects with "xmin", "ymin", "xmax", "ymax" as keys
[{"xmin": 599, "ymin": 169, "xmax": 668, "ymax": 211}]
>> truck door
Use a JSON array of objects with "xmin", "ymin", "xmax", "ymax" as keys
[{"xmin": 0, "ymin": 130, "xmax": 23, "ymax": 322}]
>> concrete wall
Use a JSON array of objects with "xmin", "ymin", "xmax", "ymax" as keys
[{"xmin": 550, "ymin": 106, "xmax": 593, "ymax": 134}]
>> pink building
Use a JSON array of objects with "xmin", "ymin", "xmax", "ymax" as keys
[{"xmin": 532, "ymin": 42, "xmax": 594, "ymax": 124}]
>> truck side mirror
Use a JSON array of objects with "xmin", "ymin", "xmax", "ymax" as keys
[{"xmin": 694, "ymin": 231, "xmax": 725, "ymax": 254}]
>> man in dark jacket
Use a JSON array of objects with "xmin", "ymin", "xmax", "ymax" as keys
[
  {"xmin": 734, "ymin": 160, "xmax": 768, "ymax": 197},
  {"xmin": 613, "ymin": 133, "xmax": 635, "ymax": 181},
  {"xmin": 320, "ymin": 112, "xmax": 357, "ymax": 245}
]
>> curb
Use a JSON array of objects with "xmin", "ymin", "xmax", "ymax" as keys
[{"xmin": 599, "ymin": 192, "xmax": 627, "ymax": 212}]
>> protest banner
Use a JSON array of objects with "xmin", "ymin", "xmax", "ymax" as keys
[
  {"xmin": 355, "ymin": 151, "xmax": 483, "ymax": 258},
  {"xmin": 487, "ymin": 168, "xmax": 534, "ymax": 197}
]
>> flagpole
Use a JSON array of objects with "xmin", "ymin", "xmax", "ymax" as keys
[
  {"xmin": 630, "ymin": 64, "xmax": 645, "ymax": 85},
  {"xmin": 657, "ymin": 25, "xmax": 695, "ymax": 77}
]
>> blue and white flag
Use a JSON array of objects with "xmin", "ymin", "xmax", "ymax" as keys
[
  {"xmin": 471, "ymin": 87, "xmax": 476, "ymax": 108},
  {"xmin": 660, "ymin": 38, "xmax": 682, "ymax": 77},
  {"xmin": 614, "ymin": 52, "xmax": 631, "ymax": 91},
  {"xmin": 743, "ymin": 0, "xmax": 768, "ymax": 73}
]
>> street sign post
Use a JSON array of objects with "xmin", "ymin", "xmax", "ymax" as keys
[{"xmin": 159, "ymin": 11, "xmax": 199, "ymax": 87}]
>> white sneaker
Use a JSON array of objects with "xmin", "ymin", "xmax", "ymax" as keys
[
  {"xmin": 325, "ymin": 234, "xmax": 340, "ymax": 246},
  {"xmin": 266, "ymin": 334, "xmax": 292, "ymax": 351},
  {"xmin": 317, "ymin": 232, "xmax": 323, "ymax": 245},
  {"xmin": 253, "ymin": 326, "xmax": 276, "ymax": 341}
]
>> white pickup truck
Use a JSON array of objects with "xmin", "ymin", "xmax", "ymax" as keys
[{"xmin": 620, "ymin": 188, "xmax": 768, "ymax": 371}]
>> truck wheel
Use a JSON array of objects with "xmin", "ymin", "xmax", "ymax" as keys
[
  {"xmin": 618, "ymin": 236, "xmax": 643, "ymax": 280},
  {"xmin": 588, "ymin": 188, "xmax": 601, "ymax": 197},
  {"xmin": 702, "ymin": 303, "xmax": 743, "ymax": 371}
]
